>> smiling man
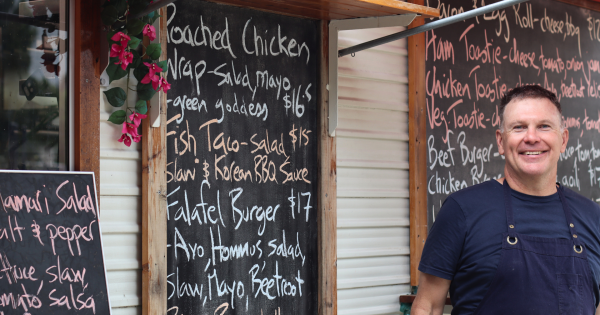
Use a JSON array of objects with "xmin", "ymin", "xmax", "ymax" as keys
[{"xmin": 412, "ymin": 85, "xmax": 600, "ymax": 315}]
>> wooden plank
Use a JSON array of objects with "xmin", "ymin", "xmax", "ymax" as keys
[
  {"xmin": 556, "ymin": 0, "xmax": 600, "ymax": 11},
  {"xmin": 407, "ymin": 0, "xmax": 428, "ymax": 288},
  {"xmin": 206, "ymin": 0, "xmax": 352, "ymax": 20},
  {"xmin": 261, "ymin": 0, "xmax": 396, "ymax": 18},
  {"xmin": 334, "ymin": 0, "xmax": 439, "ymax": 17},
  {"xmin": 318, "ymin": 20, "xmax": 337, "ymax": 315},
  {"xmin": 141, "ymin": 8, "xmax": 168, "ymax": 315},
  {"xmin": 206, "ymin": 0, "xmax": 438, "ymax": 20},
  {"xmin": 73, "ymin": 0, "xmax": 101, "ymax": 192}
]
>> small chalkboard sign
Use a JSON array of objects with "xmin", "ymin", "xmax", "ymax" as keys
[
  {"xmin": 0, "ymin": 171, "xmax": 110, "ymax": 315},
  {"xmin": 166, "ymin": 1, "xmax": 319, "ymax": 314},
  {"xmin": 426, "ymin": 0, "xmax": 600, "ymax": 228}
]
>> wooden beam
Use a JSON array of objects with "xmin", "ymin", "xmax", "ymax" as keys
[
  {"xmin": 206, "ymin": 0, "xmax": 438, "ymax": 20},
  {"xmin": 556, "ymin": 0, "xmax": 600, "ymax": 11},
  {"xmin": 141, "ymin": 8, "xmax": 168, "ymax": 315},
  {"xmin": 407, "ymin": 0, "xmax": 428, "ymax": 288},
  {"xmin": 73, "ymin": 0, "xmax": 101, "ymax": 191},
  {"xmin": 348, "ymin": 0, "xmax": 439, "ymax": 17},
  {"xmin": 318, "ymin": 20, "xmax": 337, "ymax": 315}
]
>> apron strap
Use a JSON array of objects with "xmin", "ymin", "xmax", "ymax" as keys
[
  {"xmin": 556, "ymin": 184, "xmax": 582, "ymax": 245},
  {"xmin": 503, "ymin": 180, "xmax": 517, "ymax": 238},
  {"xmin": 503, "ymin": 179, "xmax": 581, "ymax": 244}
]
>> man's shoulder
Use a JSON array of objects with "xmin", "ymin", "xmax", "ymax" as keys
[
  {"xmin": 562, "ymin": 186, "xmax": 600, "ymax": 215},
  {"xmin": 448, "ymin": 180, "xmax": 503, "ymax": 204}
]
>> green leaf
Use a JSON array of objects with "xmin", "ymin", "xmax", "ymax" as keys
[
  {"xmin": 101, "ymin": 5, "xmax": 119, "ymax": 26},
  {"xmin": 104, "ymin": 87, "xmax": 127, "ymax": 107},
  {"xmin": 108, "ymin": 110, "xmax": 127, "ymax": 124},
  {"xmin": 128, "ymin": 1, "xmax": 147, "ymax": 17},
  {"xmin": 133, "ymin": 65, "xmax": 148, "ymax": 82},
  {"xmin": 156, "ymin": 60, "xmax": 168, "ymax": 72},
  {"xmin": 106, "ymin": 62, "xmax": 128, "ymax": 83},
  {"xmin": 146, "ymin": 43, "xmax": 161, "ymax": 60},
  {"xmin": 128, "ymin": 36, "xmax": 141, "ymax": 50},
  {"xmin": 138, "ymin": 86, "xmax": 157, "ymax": 101},
  {"xmin": 137, "ymin": 81, "xmax": 154, "ymax": 93},
  {"xmin": 127, "ymin": 18, "xmax": 145, "ymax": 36},
  {"xmin": 131, "ymin": 50, "xmax": 142, "ymax": 69},
  {"xmin": 135, "ymin": 100, "xmax": 148, "ymax": 114},
  {"xmin": 149, "ymin": 11, "xmax": 161, "ymax": 25},
  {"xmin": 112, "ymin": 0, "xmax": 128, "ymax": 17},
  {"xmin": 107, "ymin": 30, "xmax": 117, "ymax": 43}
]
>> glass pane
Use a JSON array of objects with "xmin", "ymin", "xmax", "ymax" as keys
[{"xmin": 0, "ymin": 0, "xmax": 68, "ymax": 170}]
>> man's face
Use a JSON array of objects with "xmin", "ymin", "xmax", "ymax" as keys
[{"xmin": 496, "ymin": 97, "xmax": 568, "ymax": 181}]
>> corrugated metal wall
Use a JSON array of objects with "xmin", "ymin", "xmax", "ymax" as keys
[
  {"xmin": 100, "ymin": 78, "xmax": 142, "ymax": 315},
  {"xmin": 336, "ymin": 26, "xmax": 410, "ymax": 315}
]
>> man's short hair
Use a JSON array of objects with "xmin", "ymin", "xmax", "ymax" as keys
[{"xmin": 499, "ymin": 85, "xmax": 563, "ymax": 131}]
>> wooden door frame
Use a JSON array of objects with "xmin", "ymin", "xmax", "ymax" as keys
[{"xmin": 73, "ymin": 0, "xmax": 101, "ymax": 183}]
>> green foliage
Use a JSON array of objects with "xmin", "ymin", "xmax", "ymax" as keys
[
  {"xmin": 101, "ymin": 5, "xmax": 119, "ymax": 26},
  {"xmin": 104, "ymin": 87, "xmax": 127, "ymax": 107},
  {"xmin": 101, "ymin": 0, "xmax": 169, "ymax": 132},
  {"xmin": 112, "ymin": 0, "xmax": 128, "ymax": 16},
  {"xmin": 138, "ymin": 86, "xmax": 157, "ymax": 101},
  {"xmin": 128, "ymin": 36, "xmax": 141, "ymax": 50},
  {"xmin": 131, "ymin": 50, "xmax": 142, "ymax": 69},
  {"xmin": 146, "ymin": 43, "xmax": 161, "ymax": 60},
  {"xmin": 106, "ymin": 59, "xmax": 128, "ymax": 83},
  {"xmin": 135, "ymin": 100, "xmax": 148, "ymax": 114},
  {"xmin": 108, "ymin": 110, "xmax": 127, "ymax": 124},
  {"xmin": 126, "ymin": 19, "xmax": 146, "ymax": 37},
  {"xmin": 156, "ymin": 60, "xmax": 168, "ymax": 72}
]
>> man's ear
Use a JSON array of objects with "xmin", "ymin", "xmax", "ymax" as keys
[
  {"xmin": 496, "ymin": 129, "xmax": 504, "ymax": 155},
  {"xmin": 561, "ymin": 128, "xmax": 569, "ymax": 153}
]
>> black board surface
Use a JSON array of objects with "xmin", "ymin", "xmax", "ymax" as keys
[
  {"xmin": 426, "ymin": 0, "xmax": 600, "ymax": 228},
  {"xmin": 165, "ymin": 1, "xmax": 319, "ymax": 314},
  {"xmin": 0, "ymin": 171, "xmax": 109, "ymax": 315}
]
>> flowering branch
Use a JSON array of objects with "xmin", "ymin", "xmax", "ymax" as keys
[{"xmin": 101, "ymin": 0, "xmax": 170, "ymax": 147}]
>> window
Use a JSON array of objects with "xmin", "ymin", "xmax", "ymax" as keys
[{"xmin": 0, "ymin": 0, "xmax": 69, "ymax": 170}]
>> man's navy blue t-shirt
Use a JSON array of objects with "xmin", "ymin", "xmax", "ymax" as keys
[{"xmin": 419, "ymin": 180, "xmax": 600, "ymax": 315}]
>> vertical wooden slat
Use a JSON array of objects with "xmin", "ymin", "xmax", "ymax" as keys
[
  {"xmin": 142, "ymin": 8, "xmax": 168, "ymax": 315},
  {"xmin": 407, "ymin": 1, "xmax": 428, "ymax": 288},
  {"xmin": 73, "ymin": 0, "xmax": 101, "ymax": 188},
  {"xmin": 319, "ymin": 20, "xmax": 337, "ymax": 315}
]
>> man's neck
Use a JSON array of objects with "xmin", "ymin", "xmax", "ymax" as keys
[{"xmin": 499, "ymin": 169, "xmax": 558, "ymax": 196}]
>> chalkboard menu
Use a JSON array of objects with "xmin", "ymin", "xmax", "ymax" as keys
[
  {"xmin": 165, "ymin": 1, "xmax": 319, "ymax": 314},
  {"xmin": 0, "ymin": 171, "xmax": 109, "ymax": 314},
  {"xmin": 426, "ymin": 0, "xmax": 600, "ymax": 227}
]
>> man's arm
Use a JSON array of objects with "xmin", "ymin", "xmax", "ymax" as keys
[{"xmin": 411, "ymin": 272, "xmax": 451, "ymax": 315}]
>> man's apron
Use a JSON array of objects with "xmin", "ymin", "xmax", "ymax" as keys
[{"xmin": 471, "ymin": 180, "xmax": 595, "ymax": 315}]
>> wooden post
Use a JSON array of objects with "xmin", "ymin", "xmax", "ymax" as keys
[
  {"xmin": 318, "ymin": 20, "xmax": 337, "ymax": 315},
  {"xmin": 407, "ymin": 0, "xmax": 428, "ymax": 288},
  {"xmin": 73, "ymin": 0, "xmax": 101, "ymax": 185},
  {"xmin": 141, "ymin": 8, "xmax": 168, "ymax": 315}
]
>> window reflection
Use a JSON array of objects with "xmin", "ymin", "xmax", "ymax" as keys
[{"xmin": 0, "ymin": 0, "xmax": 68, "ymax": 170}]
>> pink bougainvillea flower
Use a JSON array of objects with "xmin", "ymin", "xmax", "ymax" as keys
[
  {"xmin": 111, "ymin": 31, "xmax": 130, "ymax": 46},
  {"xmin": 129, "ymin": 112, "xmax": 147, "ymax": 127},
  {"xmin": 143, "ymin": 62, "xmax": 161, "ymax": 77},
  {"xmin": 110, "ymin": 43, "xmax": 124, "ymax": 58},
  {"xmin": 159, "ymin": 77, "xmax": 171, "ymax": 93},
  {"xmin": 141, "ymin": 62, "xmax": 163, "ymax": 90},
  {"xmin": 118, "ymin": 133, "xmax": 132, "ymax": 147},
  {"xmin": 122, "ymin": 121, "xmax": 140, "ymax": 137},
  {"xmin": 131, "ymin": 133, "xmax": 142, "ymax": 143},
  {"xmin": 141, "ymin": 72, "xmax": 160, "ymax": 90},
  {"xmin": 115, "ymin": 51, "xmax": 133, "ymax": 70},
  {"xmin": 143, "ymin": 24, "xmax": 156, "ymax": 41}
]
